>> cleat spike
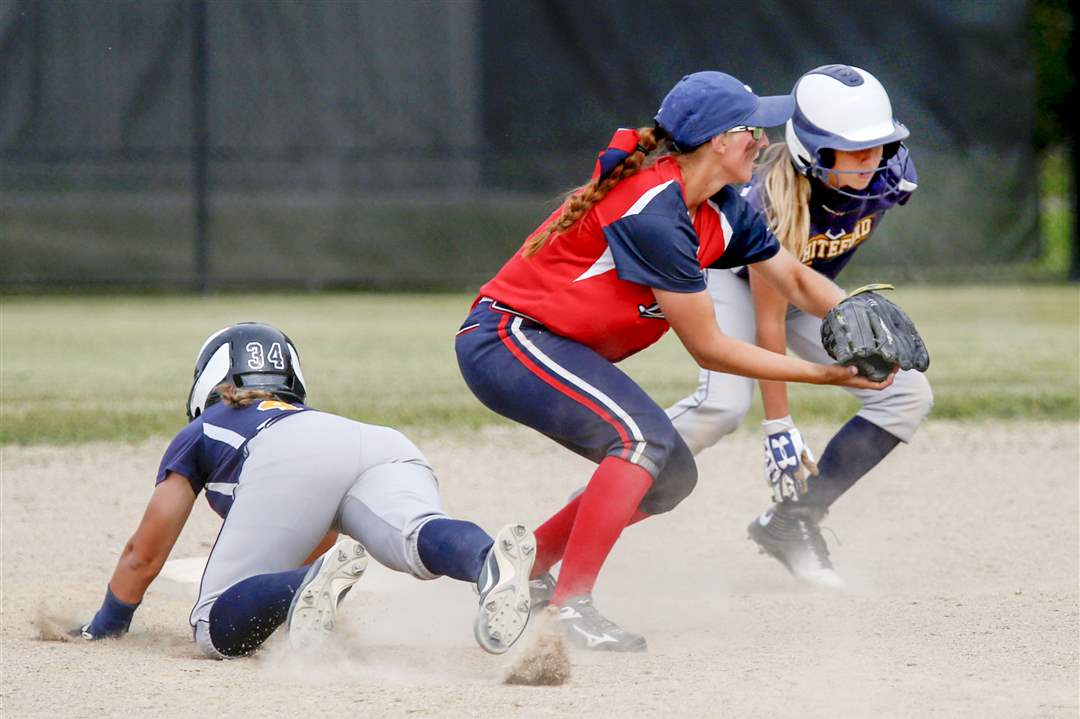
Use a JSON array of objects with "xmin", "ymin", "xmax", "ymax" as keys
[
  {"xmin": 287, "ymin": 537, "xmax": 367, "ymax": 651},
  {"xmin": 473, "ymin": 524, "xmax": 536, "ymax": 654}
]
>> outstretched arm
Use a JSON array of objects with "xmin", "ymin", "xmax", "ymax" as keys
[
  {"xmin": 110, "ymin": 472, "xmax": 198, "ymax": 602},
  {"xmin": 80, "ymin": 473, "xmax": 197, "ymax": 638},
  {"xmin": 654, "ymin": 287, "xmax": 893, "ymax": 390},
  {"xmin": 749, "ymin": 267, "xmax": 794, "ymax": 419}
]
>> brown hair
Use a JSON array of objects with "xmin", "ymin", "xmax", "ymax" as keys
[
  {"xmin": 757, "ymin": 143, "xmax": 812, "ymax": 261},
  {"xmin": 523, "ymin": 125, "xmax": 672, "ymax": 257},
  {"xmin": 214, "ymin": 383, "xmax": 279, "ymax": 409}
]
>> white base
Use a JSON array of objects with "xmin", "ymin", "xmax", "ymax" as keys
[{"xmin": 154, "ymin": 556, "xmax": 209, "ymax": 599}]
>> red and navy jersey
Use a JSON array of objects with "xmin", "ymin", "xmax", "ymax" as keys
[
  {"xmin": 478, "ymin": 156, "xmax": 780, "ymax": 361},
  {"xmin": 743, "ymin": 146, "xmax": 917, "ymax": 280},
  {"xmin": 156, "ymin": 399, "xmax": 310, "ymax": 518}
]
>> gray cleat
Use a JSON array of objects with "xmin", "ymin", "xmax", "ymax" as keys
[
  {"xmin": 557, "ymin": 594, "xmax": 647, "ymax": 652},
  {"xmin": 287, "ymin": 537, "xmax": 368, "ymax": 650},
  {"xmin": 474, "ymin": 523, "xmax": 536, "ymax": 654}
]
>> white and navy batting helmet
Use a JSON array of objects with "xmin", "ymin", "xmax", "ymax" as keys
[
  {"xmin": 186, "ymin": 322, "xmax": 307, "ymax": 420},
  {"xmin": 785, "ymin": 64, "xmax": 909, "ymax": 186}
]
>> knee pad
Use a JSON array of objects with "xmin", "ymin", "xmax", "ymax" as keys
[{"xmin": 639, "ymin": 435, "xmax": 698, "ymax": 515}]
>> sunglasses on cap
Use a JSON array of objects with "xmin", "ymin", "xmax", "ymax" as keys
[{"xmin": 727, "ymin": 125, "xmax": 765, "ymax": 141}]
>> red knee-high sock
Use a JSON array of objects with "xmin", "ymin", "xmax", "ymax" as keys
[
  {"xmin": 532, "ymin": 488, "xmax": 653, "ymax": 580},
  {"xmin": 550, "ymin": 456, "xmax": 653, "ymax": 605},
  {"xmin": 532, "ymin": 491, "xmax": 653, "ymax": 580},
  {"xmin": 531, "ymin": 494, "xmax": 583, "ymax": 579}
]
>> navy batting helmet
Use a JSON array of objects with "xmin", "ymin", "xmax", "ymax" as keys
[
  {"xmin": 186, "ymin": 322, "xmax": 307, "ymax": 420},
  {"xmin": 785, "ymin": 64, "xmax": 910, "ymax": 198}
]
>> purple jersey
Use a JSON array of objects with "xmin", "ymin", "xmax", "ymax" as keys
[
  {"xmin": 156, "ymin": 399, "xmax": 310, "ymax": 518},
  {"xmin": 743, "ymin": 146, "xmax": 917, "ymax": 280}
]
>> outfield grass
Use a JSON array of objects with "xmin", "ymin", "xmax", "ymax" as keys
[{"xmin": 1, "ymin": 285, "xmax": 1077, "ymax": 444}]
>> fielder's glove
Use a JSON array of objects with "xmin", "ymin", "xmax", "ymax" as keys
[
  {"xmin": 763, "ymin": 416, "xmax": 818, "ymax": 503},
  {"xmin": 820, "ymin": 284, "xmax": 930, "ymax": 382}
]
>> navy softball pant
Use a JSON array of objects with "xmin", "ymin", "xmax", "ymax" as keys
[{"xmin": 455, "ymin": 299, "xmax": 696, "ymax": 515}]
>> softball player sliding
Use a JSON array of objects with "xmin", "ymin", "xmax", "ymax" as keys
[
  {"xmin": 456, "ymin": 71, "xmax": 896, "ymax": 652},
  {"xmin": 76, "ymin": 322, "xmax": 535, "ymax": 658},
  {"xmin": 667, "ymin": 65, "xmax": 933, "ymax": 588}
]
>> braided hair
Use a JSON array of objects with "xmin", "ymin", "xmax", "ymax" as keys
[{"xmin": 524, "ymin": 125, "xmax": 672, "ymax": 257}]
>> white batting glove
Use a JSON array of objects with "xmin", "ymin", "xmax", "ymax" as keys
[{"xmin": 762, "ymin": 416, "xmax": 819, "ymax": 503}]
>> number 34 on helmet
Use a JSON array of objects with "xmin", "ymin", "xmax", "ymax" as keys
[{"xmin": 186, "ymin": 322, "xmax": 307, "ymax": 420}]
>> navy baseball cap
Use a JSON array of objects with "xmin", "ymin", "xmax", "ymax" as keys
[{"xmin": 655, "ymin": 71, "xmax": 796, "ymax": 150}]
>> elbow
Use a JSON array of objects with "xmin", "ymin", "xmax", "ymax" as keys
[
  {"xmin": 120, "ymin": 542, "xmax": 167, "ymax": 582},
  {"xmin": 680, "ymin": 339, "xmax": 712, "ymax": 370},
  {"xmin": 687, "ymin": 344, "xmax": 728, "ymax": 374}
]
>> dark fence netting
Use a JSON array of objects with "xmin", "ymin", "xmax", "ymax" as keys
[{"xmin": 1, "ymin": 0, "xmax": 1037, "ymax": 290}]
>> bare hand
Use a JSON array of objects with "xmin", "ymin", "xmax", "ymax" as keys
[{"xmin": 821, "ymin": 364, "xmax": 898, "ymax": 390}]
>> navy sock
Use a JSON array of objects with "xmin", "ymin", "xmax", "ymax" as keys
[
  {"xmin": 207, "ymin": 565, "xmax": 310, "ymax": 657},
  {"xmin": 416, "ymin": 518, "xmax": 493, "ymax": 583},
  {"xmin": 804, "ymin": 416, "xmax": 901, "ymax": 509}
]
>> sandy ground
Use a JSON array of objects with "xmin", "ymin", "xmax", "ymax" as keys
[{"xmin": 2, "ymin": 421, "xmax": 1077, "ymax": 718}]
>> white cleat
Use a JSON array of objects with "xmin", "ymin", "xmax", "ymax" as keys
[
  {"xmin": 474, "ymin": 523, "xmax": 536, "ymax": 654},
  {"xmin": 287, "ymin": 537, "xmax": 368, "ymax": 650}
]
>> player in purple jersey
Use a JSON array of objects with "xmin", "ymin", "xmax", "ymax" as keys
[
  {"xmin": 74, "ymin": 322, "xmax": 536, "ymax": 657},
  {"xmin": 457, "ymin": 71, "xmax": 900, "ymax": 652},
  {"xmin": 667, "ymin": 65, "xmax": 933, "ymax": 588}
]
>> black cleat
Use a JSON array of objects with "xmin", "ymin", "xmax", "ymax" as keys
[{"xmin": 748, "ymin": 503, "xmax": 845, "ymax": 589}]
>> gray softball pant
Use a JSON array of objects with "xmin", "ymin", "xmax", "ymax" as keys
[
  {"xmin": 667, "ymin": 268, "xmax": 933, "ymax": 455},
  {"xmin": 190, "ymin": 411, "xmax": 446, "ymax": 635}
]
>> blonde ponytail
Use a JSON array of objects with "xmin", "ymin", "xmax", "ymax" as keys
[{"xmin": 758, "ymin": 143, "xmax": 812, "ymax": 262}]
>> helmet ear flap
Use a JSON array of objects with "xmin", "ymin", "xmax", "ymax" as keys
[{"xmin": 784, "ymin": 119, "xmax": 813, "ymax": 175}]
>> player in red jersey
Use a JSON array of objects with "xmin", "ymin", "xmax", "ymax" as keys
[{"xmin": 455, "ymin": 71, "xmax": 896, "ymax": 652}]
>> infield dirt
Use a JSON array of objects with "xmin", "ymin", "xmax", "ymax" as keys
[{"xmin": 2, "ymin": 421, "xmax": 1077, "ymax": 718}]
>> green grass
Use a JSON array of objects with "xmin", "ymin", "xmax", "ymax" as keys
[
  {"xmin": 1037, "ymin": 147, "xmax": 1074, "ymax": 277},
  {"xmin": 2, "ymin": 286, "xmax": 1077, "ymax": 444}
]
